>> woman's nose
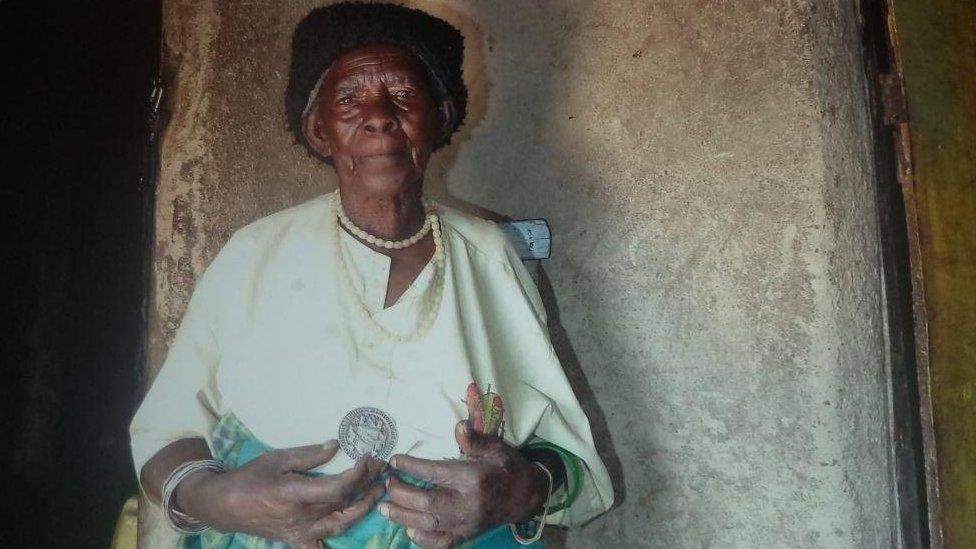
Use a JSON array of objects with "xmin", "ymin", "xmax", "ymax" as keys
[{"xmin": 362, "ymin": 97, "xmax": 400, "ymax": 134}]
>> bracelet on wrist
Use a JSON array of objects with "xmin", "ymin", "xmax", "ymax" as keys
[
  {"xmin": 521, "ymin": 441, "xmax": 584, "ymax": 513},
  {"xmin": 161, "ymin": 459, "xmax": 226, "ymax": 535},
  {"xmin": 510, "ymin": 461, "xmax": 553, "ymax": 545}
]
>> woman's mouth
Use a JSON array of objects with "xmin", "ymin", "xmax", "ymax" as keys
[
  {"xmin": 350, "ymin": 150, "xmax": 413, "ymax": 175},
  {"xmin": 358, "ymin": 150, "xmax": 409, "ymax": 163}
]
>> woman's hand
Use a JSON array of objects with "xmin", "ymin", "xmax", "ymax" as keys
[
  {"xmin": 379, "ymin": 422, "xmax": 549, "ymax": 548},
  {"xmin": 176, "ymin": 440, "xmax": 385, "ymax": 549}
]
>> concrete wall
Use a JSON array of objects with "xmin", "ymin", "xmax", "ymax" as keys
[{"xmin": 144, "ymin": 1, "xmax": 895, "ymax": 546}]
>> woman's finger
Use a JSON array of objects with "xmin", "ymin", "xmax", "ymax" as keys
[
  {"xmin": 379, "ymin": 500, "xmax": 450, "ymax": 532},
  {"xmin": 389, "ymin": 454, "xmax": 463, "ymax": 486},
  {"xmin": 293, "ymin": 460, "xmax": 366, "ymax": 503},
  {"xmin": 309, "ymin": 483, "xmax": 385, "ymax": 538},
  {"xmin": 332, "ymin": 456, "xmax": 385, "ymax": 499},
  {"xmin": 294, "ymin": 457, "xmax": 380, "ymax": 503},
  {"xmin": 405, "ymin": 528, "xmax": 457, "ymax": 549},
  {"xmin": 277, "ymin": 440, "xmax": 340, "ymax": 472},
  {"xmin": 364, "ymin": 454, "xmax": 388, "ymax": 477},
  {"xmin": 304, "ymin": 479, "xmax": 382, "ymax": 518},
  {"xmin": 454, "ymin": 421, "xmax": 498, "ymax": 457},
  {"xmin": 384, "ymin": 475, "xmax": 441, "ymax": 512},
  {"xmin": 345, "ymin": 482, "xmax": 386, "ymax": 514}
]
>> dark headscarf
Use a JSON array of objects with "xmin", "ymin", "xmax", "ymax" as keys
[{"xmin": 286, "ymin": 2, "xmax": 468, "ymax": 153}]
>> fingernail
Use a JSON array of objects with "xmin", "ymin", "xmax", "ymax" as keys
[
  {"xmin": 323, "ymin": 440, "xmax": 339, "ymax": 450},
  {"xmin": 384, "ymin": 477, "xmax": 391, "ymax": 489},
  {"xmin": 406, "ymin": 528, "xmax": 416, "ymax": 539},
  {"xmin": 389, "ymin": 456, "xmax": 397, "ymax": 468},
  {"xmin": 378, "ymin": 503, "xmax": 389, "ymax": 517}
]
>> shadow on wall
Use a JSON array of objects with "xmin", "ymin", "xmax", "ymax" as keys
[{"xmin": 409, "ymin": 3, "xmax": 627, "ymax": 544}]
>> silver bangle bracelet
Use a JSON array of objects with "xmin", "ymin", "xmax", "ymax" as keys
[
  {"xmin": 161, "ymin": 459, "xmax": 226, "ymax": 535},
  {"xmin": 510, "ymin": 461, "xmax": 553, "ymax": 545}
]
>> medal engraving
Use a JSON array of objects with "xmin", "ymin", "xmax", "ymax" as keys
[{"xmin": 338, "ymin": 406, "xmax": 398, "ymax": 460}]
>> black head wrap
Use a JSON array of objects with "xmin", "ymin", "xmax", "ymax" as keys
[{"xmin": 286, "ymin": 2, "xmax": 467, "ymax": 153}]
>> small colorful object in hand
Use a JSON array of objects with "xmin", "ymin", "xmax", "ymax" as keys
[{"xmin": 465, "ymin": 382, "xmax": 504, "ymax": 436}]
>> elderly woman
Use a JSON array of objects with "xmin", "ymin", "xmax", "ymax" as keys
[{"xmin": 131, "ymin": 3, "xmax": 612, "ymax": 548}]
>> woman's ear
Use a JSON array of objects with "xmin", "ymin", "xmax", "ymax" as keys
[
  {"xmin": 437, "ymin": 98, "xmax": 456, "ymax": 145},
  {"xmin": 302, "ymin": 109, "xmax": 332, "ymax": 158}
]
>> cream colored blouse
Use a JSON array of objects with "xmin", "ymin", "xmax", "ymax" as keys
[{"xmin": 130, "ymin": 191, "xmax": 613, "ymax": 526}]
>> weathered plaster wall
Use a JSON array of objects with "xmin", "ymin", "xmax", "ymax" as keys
[{"xmin": 142, "ymin": 1, "xmax": 895, "ymax": 546}]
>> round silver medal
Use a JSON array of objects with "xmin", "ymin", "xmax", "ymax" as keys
[{"xmin": 338, "ymin": 406, "xmax": 398, "ymax": 460}]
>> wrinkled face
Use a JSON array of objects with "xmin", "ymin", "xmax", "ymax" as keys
[{"xmin": 302, "ymin": 44, "xmax": 449, "ymax": 197}]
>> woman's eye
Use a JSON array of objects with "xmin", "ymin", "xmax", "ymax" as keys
[
  {"xmin": 392, "ymin": 90, "xmax": 413, "ymax": 100},
  {"xmin": 337, "ymin": 97, "xmax": 354, "ymax": 106}
]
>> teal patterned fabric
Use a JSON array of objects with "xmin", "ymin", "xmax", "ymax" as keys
[{"xmin": 178, "ymin": 414, "xmax": 544, "ymax": 548}]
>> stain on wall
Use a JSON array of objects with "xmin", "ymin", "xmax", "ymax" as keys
[{"xmin": 142, "ymin": 1, "xmax": 895, "ymax": 546}]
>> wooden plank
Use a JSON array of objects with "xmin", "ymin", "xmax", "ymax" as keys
[{"xmin": 888, "ymin": 0, "xmax": 976, "ymax": 545}]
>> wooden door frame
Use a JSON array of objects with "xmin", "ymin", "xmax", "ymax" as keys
[{"xmin": 858, "ymin": 0, "xmax": 934, "ymax": 546}]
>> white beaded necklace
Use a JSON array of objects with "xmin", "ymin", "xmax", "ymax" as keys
[
  {"xmin": 334, "ymin": 195, "xmax": 446, "ymax": 343},
  {"xmin": 337, "ymin": 201, "xmax": 433, "ymax": 249}
]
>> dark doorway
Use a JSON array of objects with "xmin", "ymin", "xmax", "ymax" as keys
[{"xmin": 1, "ymin": 1, "xmax": 160, "ymax": 546}]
